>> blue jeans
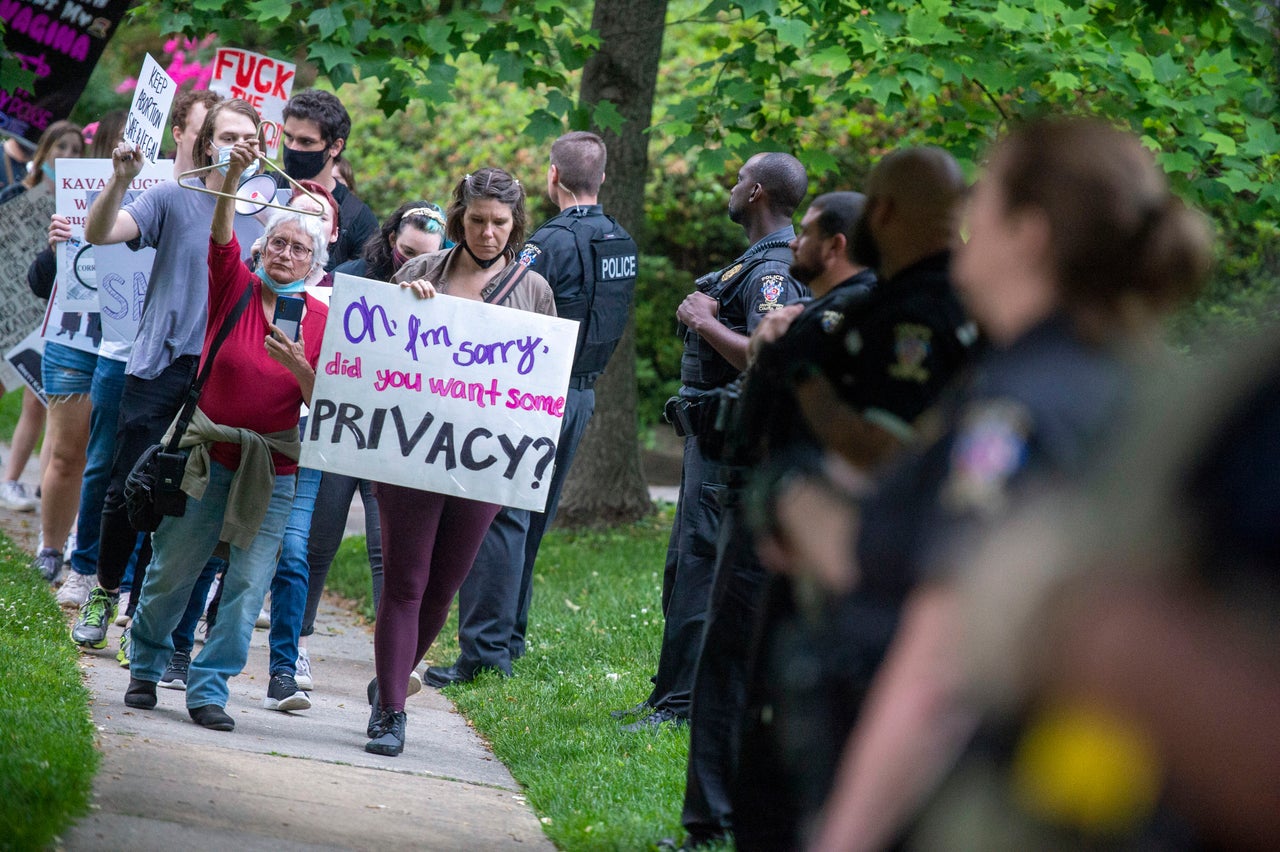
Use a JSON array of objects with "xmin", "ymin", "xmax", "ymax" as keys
[
  {"xmin": 268, "ymin": 465, "xmax": 321, "ymax": 675},
  {"xmin": 70, "ymin": 357, "xmax": 126, "ymax": 576},
  {"xmin": 172, "ymin": 556, "xmax": 225, "ymax": 654},
  {"xmin": 130, "ymin": 461, "xmax": 295, "ymax": 710},
  {"xmin": 41, "ymin": 341, "xmax": 96, "ymax": 397}
]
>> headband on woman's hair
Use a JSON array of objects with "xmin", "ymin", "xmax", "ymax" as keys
[{"xmin": 403, "ymin": 206, "xmax": 446, "ymax": 225}]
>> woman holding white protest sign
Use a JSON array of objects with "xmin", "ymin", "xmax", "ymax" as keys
[{"xmin": 361, "ymin": 168, "xmax": 556, "ymax": 757}]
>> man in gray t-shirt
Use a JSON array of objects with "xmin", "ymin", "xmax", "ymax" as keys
[{"xmin": 58, "ymin": 99, "xmax": 265, "ymax": 648}]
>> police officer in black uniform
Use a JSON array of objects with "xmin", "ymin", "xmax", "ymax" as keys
[
  {"xmin": 428, "ymin": 131, "xmax": 639, "ymax": 686},
  {"xmin": 670, "ymin": 191, "xmax": 877, "ymax": 849},
  {"xmin": 616, "ymin": 152, "xmax": 809, "ymax": 733},
  {"xmin": 728, "ymin": 147, "xmax": 976, "ymax": 851}
]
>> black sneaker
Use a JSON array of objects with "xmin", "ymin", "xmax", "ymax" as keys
[
  {"xmin": 158, "ymin": 650, "xmax": 191, "ymax": 690},
  {"xmin": 189, "ymin": 704, "xmax": 235, "ymax": 731},
  {"xmin": 263, "ymin": 672, "xmax": 311, "ymax": 712},
  {"xmin": 124, "ymin": 677, "xmax": 157, "ymax": 709},
  {"xmin": 620, "ymin": 706, "xmax": 688, "ymax": 733},
  {"xmin": 365, "ymin": 709, "xmax": 406, "ymax": 756}
]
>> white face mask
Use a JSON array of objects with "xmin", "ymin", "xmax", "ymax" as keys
[{"xmin": 215, "ymin": 145, "xmax": 259, "ymax": 180}]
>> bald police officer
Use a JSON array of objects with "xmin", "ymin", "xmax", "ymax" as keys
[
  {"xmin": 428, "ymin": 131, "xmax": 639, "ymax": 686},
  {"xmin": 618, "ymin": 153, "xmax": 809, "ymax": 732}
]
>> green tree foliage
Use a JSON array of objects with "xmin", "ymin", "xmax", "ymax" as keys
[
  {"xmin": 672, "ymin": 0, "xmax": 1278, "ymax": 223},
  {"xmin": 134, "ymin": 0, "xmax": 1280, "ymax": 408},
  {"xmin": 143, "ymin": 1, "xmax": 1276, "ymax": 211}
]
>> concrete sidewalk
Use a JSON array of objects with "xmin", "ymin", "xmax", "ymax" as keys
[{"xmin": 60, "ymin": 597, "xmax": 553, "ymax": 850}]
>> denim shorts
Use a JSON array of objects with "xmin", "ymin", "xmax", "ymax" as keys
[{"xmin": 42, "ymin": 341, "xmax": 98, "ymax": 398}]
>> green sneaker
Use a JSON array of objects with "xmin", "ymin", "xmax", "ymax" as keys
[
  {"xmin": 71, "ymin": 587, "xmax": 118, "ymax": 650},
  {"xmin": 116, "ymin": 626, "xmax": 132, "ymax": 668}
]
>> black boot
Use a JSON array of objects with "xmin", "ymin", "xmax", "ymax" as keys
[{"xmin": 365, "ymin": 708, "xmax": 406, "ymax": 756}]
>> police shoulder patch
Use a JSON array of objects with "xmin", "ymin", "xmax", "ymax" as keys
[
  {"xmin": 941, "ymin": 399, "xmax": 1032, "ymax": 515},
  {"xmin": 756, "ymin": 273, "xmax": 787, "ymax": 313},
  {"xmin": 820, "ymin": 310, "xmax": 843, "ymax": 334},
  {"xmin": 518, "ymin": 243, "xmax": 542, "ymax": 266},
  {"xmin": 887, "ymin": 323, "xmax": 933, "ymax": 384}
]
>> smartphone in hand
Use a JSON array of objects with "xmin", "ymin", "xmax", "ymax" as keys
[{"xmin": 272, "ymin": 295, "xmax": 305, "ymax": 342}]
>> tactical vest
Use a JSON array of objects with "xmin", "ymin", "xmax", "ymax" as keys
[
  {"xmin": 542, "ymin": 213, "xmax": 639, "ymax": 377},
  {"xmin": 680, "ymin": 241, "xmax": 793, "ymax": 390}
]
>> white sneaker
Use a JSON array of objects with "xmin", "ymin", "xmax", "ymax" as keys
[
  {"xmin": 0, "ymin": 481, "xmax": 37, "ymax": 512},
  {"xmin": 255, "ymin": 607, "xmax": 270, "ymax": 629},
  {"xmin": 408, "ymin": 669, "xmax": 423, "ymax": 697},
  {"xmin": 295, "ymin": 647, "xmax": 314, "ymax": 691},
  {"xmin": 56, "ymin": 572, "xmax": 96, "ymax": 608},
  {"xmin": 62, "ymin": 529, "xmax": 77, "ymax": 564},
  {"xmin": 114, "ymin": 592, "xmax": 132, "ymax": 626}
]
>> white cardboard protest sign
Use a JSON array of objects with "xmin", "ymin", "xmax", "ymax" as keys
[
  {"xmin": 0, "ymin": 186, "xmax": 55, "ymax": 361},
  {"xmin": 299, "ymin": 274, "xmax": 579, "ymax": 512},
  {"xmin": 210, "ymin": 48, "xmax": 296, "ymax": 158},
  {"xmin": 123, "ymin": 54, "xmax": 176, "ymax": 163},
  {"xmin": 51, "ymin": 159, "xmax": 172, "ymax": 349}
]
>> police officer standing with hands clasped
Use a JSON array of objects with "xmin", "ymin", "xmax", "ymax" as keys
[
  {"xmin": 428, "ymin": 131, "xmax": 639, "ymax": 686},
  {"xmin": 617, "ymin": 152, "xmax": 809, "ymax": 732}
]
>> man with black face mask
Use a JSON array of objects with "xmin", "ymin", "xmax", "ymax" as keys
[{"xmin": 278, "ymin": 90, "xmax": 378, "ymax": 270}]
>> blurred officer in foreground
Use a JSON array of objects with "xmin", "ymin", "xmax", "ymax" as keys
[
  {"xmin": 921, "ymin": 327, "xmax": 1280, "ymax": 851},
  {"xmin": 757, "ymin": 117, "xmax": 1212, "ymax": 851},
  {"xmin": 432, "ymin": 131, "xmax": 638, "ymax": 686},
  {"xmin": 729, "ymin": 147, "xmax": 975, "ymax": 851},
  {"xmin": 618, "ymin": 153, "xmax": 808, "ymax": 732}
]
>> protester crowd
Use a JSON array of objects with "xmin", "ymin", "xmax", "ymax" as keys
[{"xmin": 3, "ymin": 80, "xmax": 1276, "ymax": 850}]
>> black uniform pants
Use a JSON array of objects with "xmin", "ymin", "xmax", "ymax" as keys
[
  {"xmin": 681, "ymin": 498, "xmax": 766, "ymax": 840},
  {"xmin": 648, "ymin": 434, "xmax": 730, "ymax": 716}
]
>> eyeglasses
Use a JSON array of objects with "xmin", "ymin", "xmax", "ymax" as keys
[{"xmin": 266, "ymin": 236, "xmax": 313, "ymax": 260}]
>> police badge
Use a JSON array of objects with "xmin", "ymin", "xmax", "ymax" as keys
[
  {"xmin": 887, "ymin": 323, "xmax": 933, "ymax": 383},
  {"xmin": 757, "ymin": 274, "xmax": 786, "ymax": 313},
  {"xmin": 720, "ymin": 262, "xmax": 743, "ymax": 282}
]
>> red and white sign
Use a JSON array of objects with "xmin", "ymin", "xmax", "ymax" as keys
[{"xmin": 209, "ymin": 48, "xmax": 296, "ymax": 157}]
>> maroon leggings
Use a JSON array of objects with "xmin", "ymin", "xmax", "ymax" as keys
[{"xmin": 372, "ymin": 483, "xmax": 501, "ymax": 712}]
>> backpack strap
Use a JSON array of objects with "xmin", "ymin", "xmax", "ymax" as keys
[{"xmin": 484, "ymin": 253, "xmax": 534, "ymax": 305}]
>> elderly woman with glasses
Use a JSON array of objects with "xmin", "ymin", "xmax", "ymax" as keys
[{"xmin": 124, "ymin": 139, "xmax": 331, "ymax": 732}]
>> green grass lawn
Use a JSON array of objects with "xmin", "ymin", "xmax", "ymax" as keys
[
  {"xmin": 327, "ymin": 505, "xmax": 732, "ymax": 851},
  {"xmin": 0, "ymin": 388, "xmax": 23, "ymax": 444},
  {"xmin": 0, "ymin": 534, "xmax": 98, "ymax": 849}
]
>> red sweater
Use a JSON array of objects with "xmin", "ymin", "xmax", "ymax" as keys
[{"xmin": 203, "ymin": 236, "xmax": 328, "ymax": 475}]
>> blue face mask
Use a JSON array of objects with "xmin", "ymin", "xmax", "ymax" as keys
[
  {"xmin": 215, "ymin": 146, "xmax": 259, "ymax": 180},
  {"xmin": 40, "ymin": 163, "xmax": 55, "ymax": 181},
  {"xmin": 263, "ymin": 277, "xmax": 306, "ymax": 294},
  {"xmin": 254, "ymin": 258, "xmax": 306, "ymax": 294}
]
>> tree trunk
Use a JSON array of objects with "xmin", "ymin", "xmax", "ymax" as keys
[{"xmin": 556, "ymin": 0, "xmax": 668, "ymax": 526}]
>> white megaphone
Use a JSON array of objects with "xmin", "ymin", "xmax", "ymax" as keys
[{"xmin": 235, "ymin": 174, "xmax": 281, "ymax": 216}]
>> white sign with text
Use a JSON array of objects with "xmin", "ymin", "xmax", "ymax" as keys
[
  {"xmin": 299, "ymin": 274, "xmax": 579, "ymax": 512},
  {"xmin": 123, "ymin": 54, "xmax": 177, "ymax": 163}
]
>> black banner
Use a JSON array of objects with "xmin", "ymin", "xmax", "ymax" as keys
[{"xmin": 1, "ymin": 0, "xmax": 131, "ymax": 146}]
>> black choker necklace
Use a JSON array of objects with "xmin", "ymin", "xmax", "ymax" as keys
[{"xmin": 462, "ymin": 242, "xmax": 502, "ymax": 269}]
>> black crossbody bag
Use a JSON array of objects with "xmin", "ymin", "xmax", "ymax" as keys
[{"xmin": 124, "ymin": 283, "xmax": 254, "ymax": 532}]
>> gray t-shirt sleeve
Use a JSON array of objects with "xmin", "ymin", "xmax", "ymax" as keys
[{"xmin": 122, "ymin": 180, "xmax": 172, "ymax": 251}]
